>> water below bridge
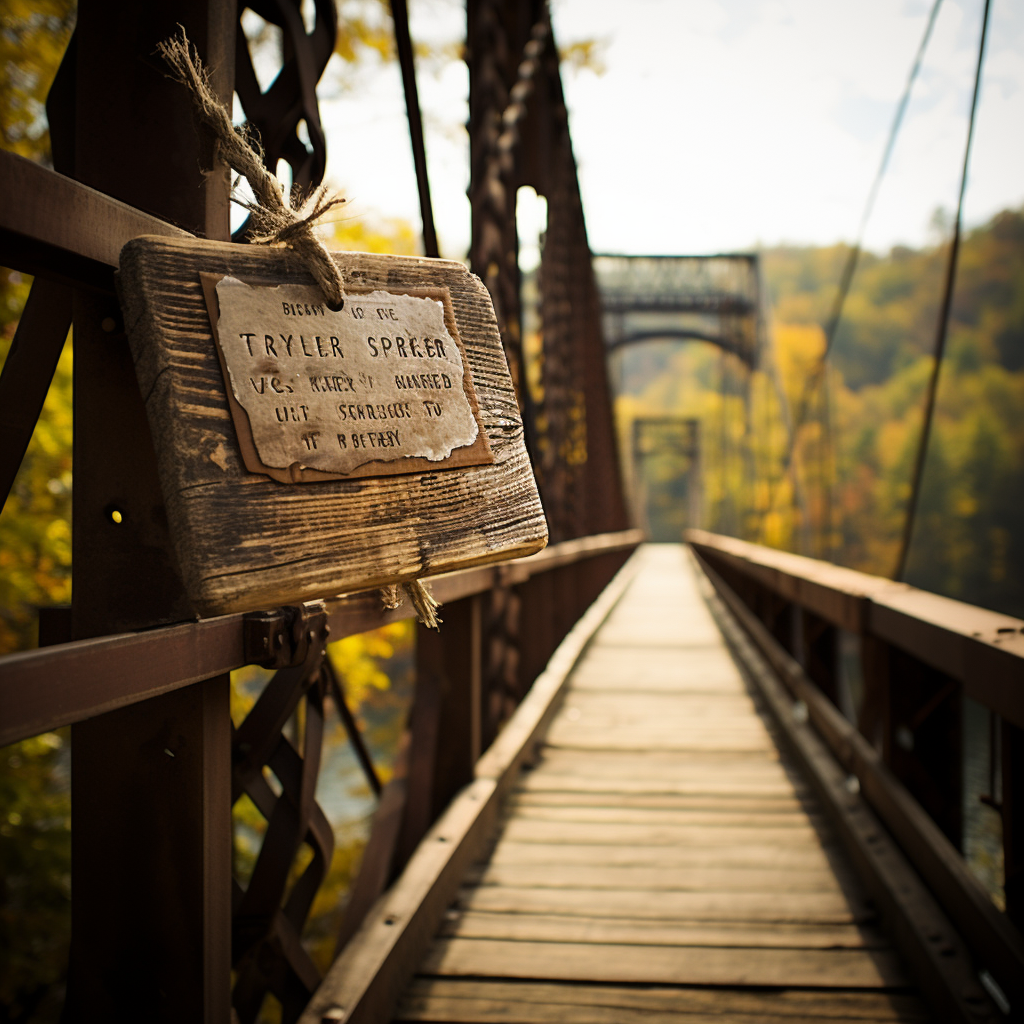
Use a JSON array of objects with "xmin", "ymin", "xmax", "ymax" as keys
[{"xmin": 393, "ymin": 544, "xmax": 929, "ymax": 1023}]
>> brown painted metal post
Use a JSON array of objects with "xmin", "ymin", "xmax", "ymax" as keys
[
  {"xmin": 418, "ymin": 596, "xmax": 483, "ymax": 818},
  {"xmin": 885, "ymin": 649, "xmax": 963, "ymax": 849},
  {"xmin": 66, "ymin": 2, "xmax": 235, "ymax": 1020},
  {"xmin": 1002, "ymin": 720, "xmax": 1024, "ymax": 929},
  {"xmin": 798, "ymin": 609, "xmax": 839, "ymax": 707},
  {"xmin": 0, "ymin": 279, "xmax": 71, "ymax": 507},
  {"xmin": 859, "ymin": 634, "xmax": 892, "ymax": 753},
  {"xmin": 394, "ymin": 597, "xmax": 482, "ymax": 871}
]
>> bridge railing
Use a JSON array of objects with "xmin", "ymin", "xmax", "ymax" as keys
[
  {"xmin": 0, "ymin": 524, "xmax": 640, "ymax": 1018},
  {"xmin": 689, "ymin": 528, "xmax": 1024, "ymax": 1011}
]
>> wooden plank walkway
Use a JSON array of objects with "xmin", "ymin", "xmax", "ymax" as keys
[{"xmin": 394, "ymin": 545, "xmax": 931, "ymax": 1023}]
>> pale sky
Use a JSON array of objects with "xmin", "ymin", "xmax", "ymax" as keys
[{"xmin": 313, "ymin": 0, "xmax": 1024, "ymax": 259}]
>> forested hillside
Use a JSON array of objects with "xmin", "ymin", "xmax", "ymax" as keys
[{"xmin": 615, "ymin": 207, "xmax": 1024, "ymax": 617}]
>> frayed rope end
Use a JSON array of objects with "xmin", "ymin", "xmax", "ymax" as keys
[
  {"xmin": 378, "ymin": 580, "xmax": 442, "ymax": 630},
  {"xmin": 157, "ymin": 26, "xmax": 346, "ymax": 310}
]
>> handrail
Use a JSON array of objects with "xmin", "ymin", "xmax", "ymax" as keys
[
  {"xmin": 693, "ymin": 547, "xmax": 1024, "ymax": 1014},
  {"xmin": 0, "ymin": 529, "xmax": 642, "ymax": 747},
  {"xmin": 688, "ymin": 529, "xmax": 1024, "ymax": 1012},
  {"xmin": 687, "ymin": 529, "xmax": 1024, "ymax": 728},
  {"xmin": 0, "ymin": 149, "xmax": 191, "ymax": 288}
]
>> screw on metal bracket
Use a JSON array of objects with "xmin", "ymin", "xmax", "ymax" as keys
[
  {"xmin": 243, "ymin": 601, "xmax": 329, "ymax": 669},
  {"xmin": 288, "ymin": 600, "xmax": 329, "ymax": 667}
]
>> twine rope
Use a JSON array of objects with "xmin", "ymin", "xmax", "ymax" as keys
[
  {"xmin": 158, "ymin": 28, "xmax": 347, "ymax": 309},
  {"xmin": 380, "ymin": 581, "xmax": 442, "ymax": 630},
  {"xmin": 160, "ymin": 29, "xmax": 443, "ymax": 629}
]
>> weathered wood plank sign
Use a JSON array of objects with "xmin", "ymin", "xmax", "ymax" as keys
[{"xmin": 117, "ymin": 236, "xmax": 547, "ymax": 616}]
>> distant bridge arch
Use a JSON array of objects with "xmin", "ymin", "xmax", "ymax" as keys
[
  {"xmin": 605, "ymin": 328, "xmax": 753, "ymax": 363},
  {"xmin": 593, "ymin": 253, "xmax": 766, "ymax": 370}
]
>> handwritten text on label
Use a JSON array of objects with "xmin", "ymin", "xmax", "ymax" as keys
[{"xmin": 214, "ymin": 278, "xmax": 480, "ymax": 476}]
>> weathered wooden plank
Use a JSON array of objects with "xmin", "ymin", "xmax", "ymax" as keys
[
  {"xmin": 589, "ymin": 621, "xmax": 723, "ymax": 648},
  {"xmin": 546, "ymin": 717, "xmax": 774, "ymax": 736},
  {"xmin": 419, "ymin": 937, "xmax": 910, "ymax": 988},
  {"xmin": 118, "ymin": 236, "xmax": 548, "ymax": 616},
  {"xmin": 507, "ymin": 790, "xmax": 808, "ymax": 812},
  {"xmin": 396, "ymin": 979, "xmax": 930, "ymax": 1023},
  {"xmin": 468, "ymin": 861, "xmax": 842, "ymax": 893},
  {"xmin": 461, "ymin": 885, "xmax": 872, "ymax": 924},
  {"xmin": 439, "ymin": 910, "xmax": 890, "ymax": 949},
  {"xmin": 498, "ymin": 817, "xmax": 825, "ymax": 848},
  {"xmin": 557, "ymin": 691, "xmax": 759, "ymax": 713},
  {"xmin": 500, "ymin": 804, "xmax": 825, "ymax": 828},
  {"xmin": 542, "ymin": 728, "xmax": 775, "ymax": 753},
  {"xmin": 487, "ymin": 839, "xmax": 833, "ymax": 870},
  {"xmin": 516, "ymin": 772, "xmax": 808, "ymax": 798},
  {"xmin": 568, "ymin": 646, "xmax": 744, "ymax": 692},
  {"xmin": 396, "ymin": 995, "xmax": 917, "ymax": 1024},
  {"xmin": 548, "ymin": 714, "xmax": 776, "ymax": 733},
  {"xmin": 539, "ymin": 739, "xmax": 776, "ymax": 755},
  {"xmin": 568, "ymin": 671, "xmax": 745, "ymax": 693},
  {"xmin": 528, "ymin": 750, "xmax": 791, "ymax": 778}
]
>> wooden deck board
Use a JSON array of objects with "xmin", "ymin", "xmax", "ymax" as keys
[
  {"xmin": 395, "ymin": 545, "xmax": 929, "ymax": 1023},
  {"xmin": 397, "ymin": 979, "xmax": 930, "ymax": 1023},
  {"xmin": 438, "ymin": 910, "xmax": 890, "ymax": 949}
]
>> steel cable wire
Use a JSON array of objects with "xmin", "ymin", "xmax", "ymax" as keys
[
  {"xmin": 769, "ymin": 0, "xmax": 945, "ymax": 536},
  {"xmin": 894, "ymin": 0, "xmax": 992, "ymax": 581}
]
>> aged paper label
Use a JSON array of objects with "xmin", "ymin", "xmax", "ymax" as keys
[{"xmin": 205, "ymin": 276, "xmax": 491, "ymax": 481}]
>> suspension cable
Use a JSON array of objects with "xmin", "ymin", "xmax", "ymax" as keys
[
  {"xmin": 391, "ymin": 0, "xmax": 439, "ymax": 257},
  {"xmin": 894, "ymin": 0, "xmax": 991, "ymax": 581},
  {"xmin": 771, "ymin": 0, "xmax": 944, "ymax": 524},
  {"xmin": 819, "ymin": 0, "xmax": 943, "ymax": 365}
]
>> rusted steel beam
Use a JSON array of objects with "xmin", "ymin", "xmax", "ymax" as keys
[
  {"xmin": 1004, "ymin": 720, "xmax": 1024, "ymax": 930},
  {"xmin": 0, "ymin": 530, "xmax": 642, "ymax": 748},
  {"xmin": 0, "ymin": 149, "xmax": 190, "ymax": 288},
  {"xmin": 688, "ymin": 529, "xmax": 1024, "ymax": 729},
  {"xmin": 64, "ymin": 4, "xmax": 236, "ymax": 1016},
  {"xmin": 0, "ymin": 278, "xmax": 71, "ymax": 507},
  {"xmin": 0, "ymin": 615, "xmax": 243, "ymax": 746},
  {"xmin": 695, "ymin": 550, "xmax": 1023, "ymax": 1019}
]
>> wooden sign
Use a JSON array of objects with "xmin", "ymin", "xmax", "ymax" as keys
[{"xmin": 117, "ymin": 236, "xmax": 547, "ymax": 616}]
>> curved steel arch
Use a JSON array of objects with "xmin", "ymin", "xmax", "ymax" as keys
[{"xmin": 606, "ymin": 329, "xmax": 755, "ymax": 368}]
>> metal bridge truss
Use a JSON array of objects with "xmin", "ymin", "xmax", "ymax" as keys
[{"xmin": 594, "ymin": 253, "xmax": 764, "ymax": 369}]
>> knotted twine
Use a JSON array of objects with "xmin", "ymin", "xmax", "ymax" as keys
[{"xmin": 159, "ymin": 28, "xmax": 442, "ymax": 629}]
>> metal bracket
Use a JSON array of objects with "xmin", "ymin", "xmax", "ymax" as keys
[{"xmin": 243, "ymin": 601, "xmax": 330, "ymax": 669}]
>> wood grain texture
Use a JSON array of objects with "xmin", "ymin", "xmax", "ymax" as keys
[
  {"xmin": 439, "ymin": 910, "xmax": 890, "ymax": 949},
  {"xmin": 419, "ymin": 937, "xmax": 910, "ymax": 988},
  {"xmin": 488, "ymin": 840, "xmax": 833, "ymax": 870},
  {"xmin": 117, "ymin": 236, "xmax": 547, "ymax": 615},
  {"xmin": 507, "ymin": 790, "xmax": 807, "ymax": 811},
  {"xmin": 459, "ymin": 884, "xmax": 872, "ymax": 924},
  {"xmin": 396, "ymin": 979, "xmax": 930, "ymax": 1023},
  {"xmin": 466, "ymin": 861, "xmax": 843, "ymax": 893}
]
